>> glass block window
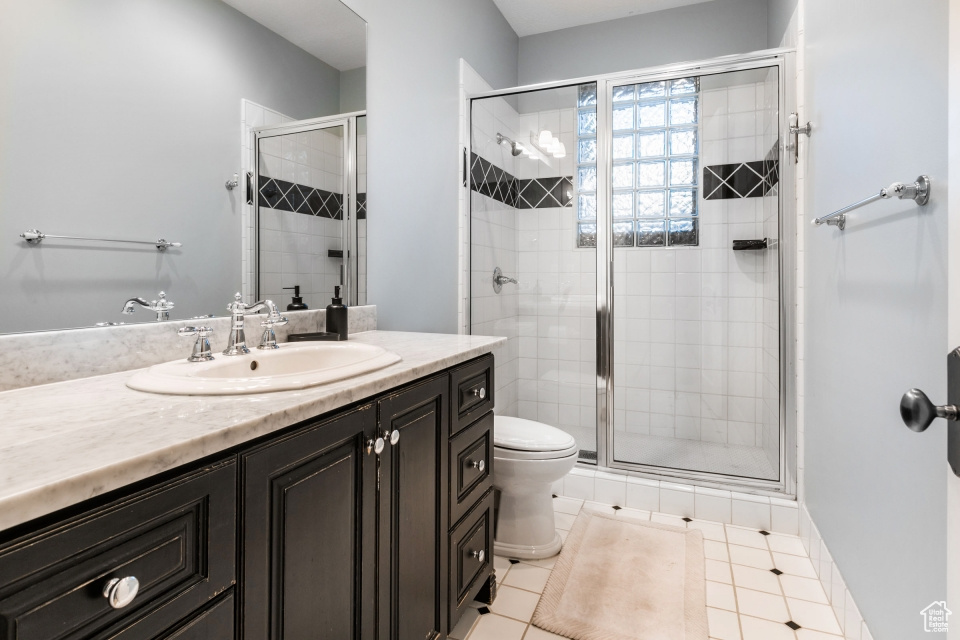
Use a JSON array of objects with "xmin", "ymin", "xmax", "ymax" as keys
[
  {"xmin": 577, "ymin": 77, "xmax": 700, "ymax": 248},
  {"xmin": 576, "ymin": 83, "xmax": 599, "ymax": 247}
]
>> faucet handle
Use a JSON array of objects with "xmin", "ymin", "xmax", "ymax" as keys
[
  {"xmin": 260, "ymin": 312, "xmax": 288, "ymax": 328},
  {"xmin": 227, "ymin": 292, "xmax": 247, "ymax": 314},
  {"xmin": 178, "ymin": 326, "xmax": 215, "ymax": 362}
]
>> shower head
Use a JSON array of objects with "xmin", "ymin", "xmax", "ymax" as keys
[{"xmin": 496, "ymin": 133, "xmax": 524, "ymax": 157}]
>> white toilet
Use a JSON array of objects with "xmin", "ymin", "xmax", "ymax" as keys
[{"xmin": 493, "ymin": 416, "xmax": 579, "ymax": 559}]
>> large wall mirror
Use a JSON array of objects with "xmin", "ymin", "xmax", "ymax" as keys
[{"xmin": 0, "ymin": 0, "xmax": 366, "ymax": 334}]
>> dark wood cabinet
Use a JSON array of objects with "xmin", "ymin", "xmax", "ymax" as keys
[
  {"xmin": 239, "ymin": 403, "xmax": 378, "ymax": 640},
  {"xmin": 0, "ymin": 461, "xmax": 236, "ymax": 640},
  {"xmin": 377, "ymin": 376, "xmax": 449, "ymax": 640},
  {"xmin": 0, "ymin": 354, "xmax": 496, "ymax": 640}
]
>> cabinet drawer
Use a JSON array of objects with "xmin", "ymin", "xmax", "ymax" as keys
[
  {"xmin": 449, "ymin": 412, "xmax": 493, "ymax": 528},
  {"xmin": 0, "ymin": 461, "xmax": 236, "ymax": 640},
  {"xmin": 450, "ymin": 355, "xmax": 494, "ymax": 436},
  {"xmin": 448, "ymin": 490, "xmax": 493, "ymax": 628}
]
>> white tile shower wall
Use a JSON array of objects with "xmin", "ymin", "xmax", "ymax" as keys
[
  {"xmin": 609, "ymin": 83, "xmax": 771, "ymax": 456},
  {"xmin": 241, "ymin": 100, "xmax": 344, "ymax": 309},
  {"xmin": 470, "ymin": 93, "xmax": 522, "ymax": 417},
  {"xmin": 513, "ymin": 107, "xmax": 596, "ymax": 451}
]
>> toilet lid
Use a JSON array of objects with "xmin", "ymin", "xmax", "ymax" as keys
[{"xmin": 494, "ymin": 416, "xmax": 577, "ymax": 452}]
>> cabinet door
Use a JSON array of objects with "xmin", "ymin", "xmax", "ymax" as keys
[
  {"xmin": 240, "ymin": 404, "xmax": 378, "ymax": 640},
  {"xmin": 377, "ymin": 376, "xmax": 448, "ymax": 640}
]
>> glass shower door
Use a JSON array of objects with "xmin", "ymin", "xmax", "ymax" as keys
[
  {"xmin": 469, "ymin": 83, "xmax": 598, "ymax": 461},
  {"xmin": 603, "ymin": 66, "xmax": 782, "ymax": 481}
]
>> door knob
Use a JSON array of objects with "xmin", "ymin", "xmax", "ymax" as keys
[{"xmin": 899, "ymin": 388, "xmax": 959, "ymax": 432}]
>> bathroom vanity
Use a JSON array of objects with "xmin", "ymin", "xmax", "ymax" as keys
[{"xmin": 0, "ymin": 332, "xmax": 501, "ymax": 639}]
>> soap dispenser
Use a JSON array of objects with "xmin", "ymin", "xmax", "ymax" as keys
[
  {"xmin": 325, "ymin": 286, "xmax": 348, "ymax": 340},
  {"xmin": 283, "ymin": 285, "xmax": 308, "ymax": 311}
]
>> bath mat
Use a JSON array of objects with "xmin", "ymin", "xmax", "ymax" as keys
[{"xmin": 532, "ymin": 510, "xmax": 707, "ymax": 640}]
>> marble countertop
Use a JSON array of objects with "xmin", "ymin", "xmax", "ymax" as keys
[{"xmin": 0, "ymin": 331, "xmax": 504, "ymax": 532}]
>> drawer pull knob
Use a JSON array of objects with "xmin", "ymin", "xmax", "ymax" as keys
[
  {"xmin": 469, "ymin": 459, "xmax": 486, "ymax": 472},
  {"xmin": 471, "ymin": 549, "xmax": 486, "ymax": 563},
  {"xmin": 472, "ymin": 387, "xmax": 486, "ymax": 400},
  {"xmin": 103, "ymin": 576, "xmax": 139, "ymax": 609},
  {"xmin": 389, "ymin": 429, "xmax": 400, "ymax": 445},
  {"xmin": 367, "ymin": 437, "xmax": 385, "ymax": 455}
]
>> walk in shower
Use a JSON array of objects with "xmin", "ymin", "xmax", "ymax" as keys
[{"xmin": 468, "ymin": 52, "xmax": 796, "ymax": 493}]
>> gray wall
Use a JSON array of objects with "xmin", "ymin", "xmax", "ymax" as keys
[
  {"xmin": 766, "ymin": 0, "xmax": 797, "ymax": 48},
  {"xmin": 517, "ymin": 0, "xmax": 769, "ymax": 85},
  {"xmin": 804, "ymin": 1, "xmax": 948, "ymax": 637},
  {"xmin": 360, "ymin": 0, "xmax": 519, "ymax": 332},
  {"xmin": 0, "ymin": 0, "xmax": 342, "ymax": 333},
  {"xmin": 340, "ymin": 66, "xmax": 367, "ymax": 112}
]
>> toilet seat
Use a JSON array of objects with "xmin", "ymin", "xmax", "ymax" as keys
[
  {"xmin": 494, "ymin": 443, "xmax": 579, "ymax": 461},
  {"xmin": 494, "ymin": 416, "xmax": 577, "ymax": 453}
]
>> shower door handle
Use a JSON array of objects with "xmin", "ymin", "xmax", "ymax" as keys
[{"xmin": 899, "ymin": 347, "xmax": 960, "ymax": 477}]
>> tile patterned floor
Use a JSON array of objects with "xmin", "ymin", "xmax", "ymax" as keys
[{"xmin": 451, "ymin": 497, "xmax": 844, "ymax": 640}]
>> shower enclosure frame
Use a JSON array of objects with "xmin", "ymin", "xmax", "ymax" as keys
[
  {"xmin": 467, "ymin": 50, "xmax": 797, "ymax": 496},
  {"xmin": 251, "ymin": 110, "xmax": 366, "ymax": 306}
]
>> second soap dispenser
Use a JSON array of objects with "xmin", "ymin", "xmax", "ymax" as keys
[
  {"xmin": 325, "ymin": 286, "xmax": 348, "ymax": 340},
  {"xmin": 284, "ymin": 285, "xmax": 308, "ymax": 311}
]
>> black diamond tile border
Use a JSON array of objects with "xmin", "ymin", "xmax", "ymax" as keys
[
  {"xmin": 357, "ymin": 192, "xmax": 367, "ymax": 220},
  {"xmin": 477, "ymin": 606, "xmax": 491, "ymax": 615},
  {"xmin": 681, "ymin": 517, "xmax": 693, "ymax": 522},
  {"xmin": 508, "ymin": 559, "xmax": 520, "ymax": 565},
  {"xmin": 785, "ymin": 621, "xmax": 801, "ymax": 630},
  {"xmin": 759, "ymin": 530, "xmax": 771, "ymax": 536},
  {"xmin": 770, "ymin": 568, "xmax": 783, "ymax": 575},
  {"xmin": 470, "ymin": 152, "xmax": 572, "ymax": 209},
  {"xmin": 703, "ymin": 156, "xmax": 780, "ymax": 200},
  {"xmin": 612, "ymin": 506, "xmax": 622, "ymax": 511},
  {"xmin": 258, "ymin": 174, "xmax": 343, "ymax": 219}
]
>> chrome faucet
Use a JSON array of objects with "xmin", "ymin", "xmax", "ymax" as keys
[
  {"xmin": 223, "ymin": 293, "xmax": 288, "ymax": 355},
  {"xmin": 122, "ymin": 291, "xmax": 174, "ymax": 321}
]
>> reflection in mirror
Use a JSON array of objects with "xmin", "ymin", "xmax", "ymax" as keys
[
  {"xmin": 254, "ymin": 121, "xmax": 347, "ymax": 310},
  {"xmin": 0, "ymin": 0, "xmax": 365, "ymax": 334}
]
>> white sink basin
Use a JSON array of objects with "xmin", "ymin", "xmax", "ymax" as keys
[{"xmin": 127, "ymin": 342, "xmax": 402, "ymax": 395}]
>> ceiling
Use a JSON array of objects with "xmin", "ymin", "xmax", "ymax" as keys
[
  {"xmin": 492, "ymin": 0, "xmax": 716, "ymax": 37},
  {"xmin": 221, "ymin": 0, "xmax": 366, "ymax": 71}
]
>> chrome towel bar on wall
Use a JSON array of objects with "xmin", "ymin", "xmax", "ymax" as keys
[
  {"xmin": 19, "ymin": 229, "xmax": 182, "ymax": 252},
  {"xmin": 812, "ymin": 175, "xmax": 930, "ymax": 231}
]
